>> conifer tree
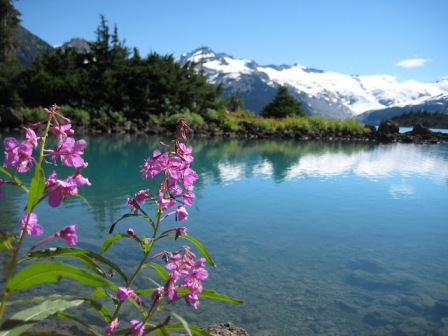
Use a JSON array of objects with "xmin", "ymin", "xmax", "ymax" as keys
[
  {"xmin": 0, "ymin": 0, "xmax": 21, "ymax": 63},
  {"xmin": 261, "ymin": 85, "xmax": 305, "ymax": 118}
]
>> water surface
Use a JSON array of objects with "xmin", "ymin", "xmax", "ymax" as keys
[{"xmin": 1, "ymin": 134, "xmax": 447, "ymax": 335}]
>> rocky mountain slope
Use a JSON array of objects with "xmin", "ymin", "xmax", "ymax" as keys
[{"xmin": 180, "ymin": 47, "xmax": 448, "ymax": 119}]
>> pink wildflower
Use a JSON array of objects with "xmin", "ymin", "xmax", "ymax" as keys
[
  {"xmin": 141, "ymin": 150, "xmax": 168, "ymax": 179},
  {"xmin": 103, "ymin": 318, "xmax": 119, "ymax": 336},
  {"xmin": 51, "ymin": 123, "xmax": 74, "ymax": 138},
  {"xmin": 24, "ymin": 127, "xmax": 39, "ymax": 148},
  {"xmin": 176, "ymin": 142, "xmax": 194, "ymax": 163},
  {"xmin": 129, "ymin": 320, "xmax": 145, "ymax": 336},
  {"xmin": 3, "ymin": 137, "xmax": 34, "ymax": 173},
  {"xmin": 116, "ymin": 287, "xmax": 136, "ymax": 301},
  {"xmin": 45, "ymin": 170, "xmax": 91, "ymax": 207},
  {"xmin": 49, "ymin": 137, "xmax": 87, "ymax": 168},
  {"xmin": 20, "ymin": 212, "xmax": 43, "ymax": 237},
  {"xmin": 55, "ymin": 225, "xmax": 78, "ymax": 245},
  {"xmin": 134, "ymin": 189, "xmax": 149, "ymax": 203}
]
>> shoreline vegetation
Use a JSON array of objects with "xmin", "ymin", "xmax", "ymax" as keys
[
  {"xmin": 1, "ymin": 16, "xmax": 447, "ymax": 146},
  {"xmin": 1, "ymin": 106, "xmax": 448, "ymax": 144}
]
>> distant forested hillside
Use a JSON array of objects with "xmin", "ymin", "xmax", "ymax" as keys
[{"xmin": 390, "ymin": 110, "xmax": 448, "ymax": 129}]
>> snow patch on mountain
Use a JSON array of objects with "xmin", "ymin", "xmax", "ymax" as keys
[{"xmin": 180, "ymin": 47, "xmax": 448, "ymax": 117}]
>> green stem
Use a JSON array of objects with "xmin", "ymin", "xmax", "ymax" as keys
[
  {"xmin": 0, "ymin": 211, "xmax": 31, "ymax": 321},
  {"xmin": 0, "ymin": 107, "xmax": 55, "ymax": 323}
]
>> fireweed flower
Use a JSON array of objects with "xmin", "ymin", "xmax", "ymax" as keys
[
  {"xmin": 116, "ymin": 287, "xmax": 136, "ymax": 301},
  {"xmin": 55, "ymin": 225, "xmax": 78, "ymax": 245},
  {"xmin": 165, "ymin": 205, "xmax": 188, "ymax": 222},
  {"xmin": 161, "ymin": 227, "xmax": 187, "ymax": 240},
  {"xmin": 176, "ymin": 118, "xmax": 189, "ymax": 141},
  {"xmin": 20, "ymin": 212, "xmax": 43, "ymax": 237},
  {"xmin": 141, "ymin": 150, "xmax": 168, "ymax": 179},
  {"xmin": 151, "ymin": 245, "xmax": 208, "ymax": 308},
  {"xmin": 151, "ymin": 287, "xmax": 163, "ymax": 302},
  {"xmin": 158, "ymin": 192, "xmax": 176, "ymax": 210},
  {"xmin": 129, "ymin": 320, "xmax": 145, "ymax": 336},
  {"xmin": 164, "ymin": 271, "xmax": 180, "ymax": 300},
  {"xmin": 51, "ymin": 123, "xmax": 74, "ymax": 138},
  {"xmin": 116, "ymin": 286, "xmax": 144, "ymax": 307},
  {"xmin": 24, "ymin": 127, "xmax": 39, "ymax": 148},
  {"xmin": 45, "ymin": 170, "xmax": 91, "ymax": 207},
  {"xmin": 182, "ymin": 191, "xmax": 195, "ymax": 206},
  {"xmin": 176, "ymin": 142, "xmax": 194, "ymax": 164},
  {"xmin": 134, "ymin": 189, "xmax": 149, "ymax": 203},
  {"xmin": 126, "ymin": 189, "xmax": 150, "ymax": 214},
  {"xmin": 103, "ymin": 318, "xmax": 119, "ymax": 336},
  {"xmin": 3, "ymin": 137, "xmax": 34, "ymax": 173},
  {"xmin": 181, "ymin": 167, "xmax": 198, "ymax": 189},
  {"xmin": 48, "ymin": 137, "xmax": 87, "ymax": 168},
  {"xmin": 126, "ymin": 198, "xmax": 140, "ymax": 214}
]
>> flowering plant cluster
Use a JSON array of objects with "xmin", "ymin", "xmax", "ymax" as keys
[{"xmin": 0, "ymin": 105, "xmax": 241, "ymax": 335}]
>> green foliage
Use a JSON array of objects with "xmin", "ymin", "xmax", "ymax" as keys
[
  {"xmin": 0, "ymin": 0, "xmax": 21, "ymax": 63},
  {"xmin": 59, "ymin": 105, "xmax": 90, "ymax": 125},
  {"xmin": 390, "ymin": 109, "xmax": 448, "ymax": 129},
  {"xmin": 224, "ymin": 113, "xmax": 370, "ymax": 136},
  {"xmin": 163, "ymin": 111, "xmax": 205, "ymax": 130},
  {"xmin": 2, "ymin": 15, "xmax": 224, "ymax": 123},
  {"xmin": 227, "ymin": 90, "xmax": 244, "ymax": 112},
  {"xmin": 260, "ymin": 85, "xmax": 305, "ymax": 118},
  {"xmin": 19, "ymin": 106, "xmax": 44, "ymax": 123}
]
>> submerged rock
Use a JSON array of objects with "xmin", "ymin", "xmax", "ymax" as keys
[
  {"xmin": 346, "ymin": 257, "xmax": 387, "ymax": 273},
  {"xmin": 347, "ymin": 270, "xmax": 415, "ymax": 291},
  {"xmin": 201, "ymin": 322, "xmax": 249, "ymax": 336}
]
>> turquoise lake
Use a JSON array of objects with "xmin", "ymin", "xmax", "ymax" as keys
[{"xmin": 1, "ymin": 134, "xmax": 448, "ymax": 335}]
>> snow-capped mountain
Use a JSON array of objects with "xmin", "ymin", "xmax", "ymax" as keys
[{"xmin": 179, "ymin": 47, "xmax": 448, "ymax": 119}]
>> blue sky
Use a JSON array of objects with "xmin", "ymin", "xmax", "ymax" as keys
[{"xmin": 15, "ymin": 0, "xmax": 448, "ymax": 83}]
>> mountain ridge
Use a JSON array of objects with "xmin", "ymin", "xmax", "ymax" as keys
[
  {"xmin": 11, "ymin": 28, "xmax": 448, "ymax": 121},
  {"xmin": 180, "ymin": 47, "xmax": 448, "ymax": 119}
]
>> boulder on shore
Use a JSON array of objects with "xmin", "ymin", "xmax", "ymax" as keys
[
  {"xmin": 0, "ymin": 106, "xmax": 23, "ymax": 128},
  {"xmin": 411, "ymin": 123, "xmax": 431, "ymax": 135},
  {"xmin": 377, "ymin": 120, "xmax": 399, "ymax": 134}
]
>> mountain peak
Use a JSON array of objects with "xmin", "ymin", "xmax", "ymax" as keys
[{"xmin": 180, "ymin": 47, "xmax": 448, "ymax": 118}]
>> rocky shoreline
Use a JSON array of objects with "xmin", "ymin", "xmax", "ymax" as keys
[{"xmin": 1, "ymin": 106, "xmax": 447, "ymax": 144}]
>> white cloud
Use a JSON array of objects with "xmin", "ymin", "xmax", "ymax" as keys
[{"xmin": 395, "ymin": 58, "xmax": 432, "ymax": 68}]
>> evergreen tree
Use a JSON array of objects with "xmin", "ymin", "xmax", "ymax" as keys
[
  {"xmin": 0, "ymin": 0, "xmax": 21, "ymax": 63},
  {"xmin": 260, "ymin": 85, "xmax": 305, "ymax": 118},
  {"xmin": 227, "ymin": 90, "xmax": 244, "ymax": 112}
]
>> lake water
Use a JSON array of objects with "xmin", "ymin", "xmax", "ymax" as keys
[{"xmin": 1, "ymin": 134, "xmax": 448, "ymax": 335}]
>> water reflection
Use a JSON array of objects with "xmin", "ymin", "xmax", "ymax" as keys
[
  {"xmin": 1, "ymin": 133, "xmax": 448, "ymax": 335},
  {"xmin": 201, "ymin": 140, "xmax": 448, "ymax": 183}
]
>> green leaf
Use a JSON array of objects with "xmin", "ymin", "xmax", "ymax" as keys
[
  {"xmin": 170, "ymin": 311, "xmax": 192, "ymax": 336},
  {"xmin": 7, "ymin": 261, "xmax": 117, "ymax": 294},
  {"xmin": 148, "ymin": 262, "xmax": 170, "ymax": 282},
  {"xmin": 55, "ymin": 311, "xmax": 102, "ymax": 336},
  {"xmin": 99, "ymin": 233, "xmax": 127, "ymax": 254},
  {"xmin": 72, "ymin": 193, "xmax": 91, "ymax": 207},
  {"xmin": 176, "ymin": 288, "xmax": 243, "ymax": 304},
  {"xmin": 23, "ymin": 247, "xmax": 128, "ymax": 282},
  {"xmin": 7, "ymin": 294, "xmax": 112, "ymax": 325},
  {"xmin": 0, "ymin": 167, "xmax": 28, "ymax": 192},
  {"xmin": 90, "ymin": 287, "xmax": 108, "ymax": 299},
  {"xmin": 26, "ymin": 163, "xmax": 45, "ymax": 212},
  {"xmin": 179, "ymin": 235, "xmax": 215, "ymax": 267},
  {"xmin": 108, "ymin": 213, "xmax": 139, "ymax": 234},
  {"xmin": 198, "ymin": 289, "xmax": 243, "ymax": 304},
  {"xmin": 0, "ymin": 299, "xmax": 83, "ymax": 336},
  {"xmin": 0, "ymin": 231, "xmax": 15, "ymax": 253}
]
